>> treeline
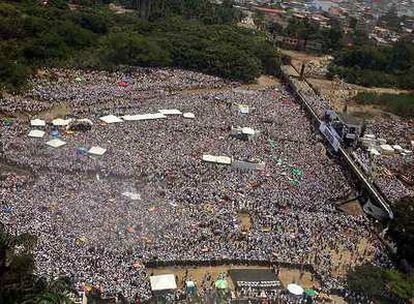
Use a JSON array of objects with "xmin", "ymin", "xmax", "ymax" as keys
[
  {"xmin": 354, "ymin": 92, "xmax": 414, "ymax": 118},
  {"xmin": 328, "ymin": 41, "xmax": 414, "ymax": 89},
  {"xmin": 0, "ymin": 0, "xmax": 280, "ymax": 91}
]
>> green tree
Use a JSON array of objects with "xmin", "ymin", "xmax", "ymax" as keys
[{"xmin": 0, "ymin": 228, "xmax": 75, "ymax": 303}]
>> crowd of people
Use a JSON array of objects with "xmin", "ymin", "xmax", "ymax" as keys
[
  {"xmin": 0, "ymin": 68, "xmax": 393, "ymax": 302},
  {"xmin": 284, "ymin": 67, "xmax": 414, "ymax": 206}
]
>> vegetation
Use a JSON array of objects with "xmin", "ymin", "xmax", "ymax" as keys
[
  {"xmin": 0, "ymin": 226, "xmax": 75, "ymax": 303},
  {"xmin": 0, "ymin": 0, "xmax": 280, "ymax": 91},
  {"xmin": 353, "ymin": 92, "xmax": 414, "ymax": 118},
  {"xmin": 328, "ymin": 40, "xmax": 414, "ymax": 89},
  {"xmin": 389, "ymin": 196, "xmax": 414, "ymax": 266},
  {"xmin": 346, "ymin": 263, "xmax": 414, "ymax": 301}
]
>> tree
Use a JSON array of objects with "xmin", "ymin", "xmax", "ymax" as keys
[
  {"xmin": 0, "ymin": 227, "xmax": 75, "ymax": 304},
  {"xmin": 346, "ymin": 263, "xmax": 414, "ymax": 301},
  {"xmin": 346, "ymin": 264, "xmax": 387, "ymax": 298},
  {"xmin": 389, "ymin": 196, "xmax": 414, "ymax": 265}
]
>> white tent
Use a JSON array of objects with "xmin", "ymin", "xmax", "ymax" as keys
[
  {"xmin": 159, "ymin": 109, "xmax": 182, "ymax": 115},
  {"xmin": 122, "ymin": 113, "xmax": 166, "ymax": 121},
  {"xmin": 99, "ymin": 115, "xmax": 123, "ymax": 124},
  {"xmin": 52, "ymin": 118, "xmax": 72, "ymax": 126},
  {"xmin": 183, "ymin": 112, "xmax": 195, "ymax": 119},
  {"xmin": 241, "ymin": 127, "xmax": 255, "ymax": 135},
  {"xmin": 88, "ymin": 146, "xmax": 107, "ymax": 156},
  {"xmin": 287, "ymin": 283, "xmax": 303, "ymax": 296},
  {"xmin": 30, "ymin": 119, "xmax": 46, "ymax": 127},
  {"xmin": 28, "ymin": 130, "xmax": 45, "ymax": 138},
  {"xmin": 150, "ymin": 274, "xmax": 177, "ymax": 291},
  {"xmin": 202, "ymin": 154, "xmax": 232, "ymax": 165},
  {"xmin": 46, "ymin": 138, "xmax": 66, "ymax": 148}
]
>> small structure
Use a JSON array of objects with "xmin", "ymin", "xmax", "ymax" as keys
[
  {"xmin": 229, "ymin": 269, "xmax": 281, "ymax": 298},
  {"xmin": 88, "ymin": 146, "xmax": 107, "ymax": 156},
  {"xmin": 30, "ymin": 119, "xmax": 46, "ymax": 127},
  {"xmin": 52, "ymin": 118, "xmax": 72, "ymax": 127},
  {"xmin": 183, "ymin": 112, "xmax": 195, "ymax": 119},
  {"xmin": 230, "ymin": 127, "xmax": 259, "ymax": 141},
  {"xmin": 159, "ymin": 109, "xmax": 182, "ymax": 115},
  {"xmin": 28, "ymin": 130, "xmax": 45, "ymax": 138},
  {"xmin": 380, "ymin": 144, "xmax": 395, "ymax": 155},
  {"xmin": 122, "ymin": 113, "xmax": 166, "ymax": 121},
  {"xmin": 202, "ymin": 154, "xmax": 232, "ymax": 165},
  {"xmin": 150, "ymin": 274, "xmax": 177, "ymax": 292},
  {"xmin": 287, "ymin": 283, "xmax": 303, "ymax": 296},
  {"xmin": 46, "ymin": 138, "xmax": 66, "ymax": 148},
  {"xmin": 99, "ymin": 115, "xmax": 123, "ymax": 124}
]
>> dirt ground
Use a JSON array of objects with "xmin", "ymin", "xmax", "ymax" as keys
[
  {"xmin": 280, "ymin": 48, "xmax": 411, "ymax": 118},
  {"xmin": 148, "ymin": 265, "xmax": 320, "ymax": 291},
  {"xmin": 338, "ymin": 200, "xmax": 364, "ymax": 216}
]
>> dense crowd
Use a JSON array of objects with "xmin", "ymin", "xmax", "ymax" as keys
[
  {"xmin": 284, "ymin": 68, "xmax": 414, "ymax": 206},
  {"xmin": 0, "ymin": 69, "xmax": 393, "ymax": 302}
]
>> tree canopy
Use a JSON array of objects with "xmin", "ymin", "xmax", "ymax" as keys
[
  {"xmin": 0, "ymin": 226, "xmax": 75, "ymax": 303},
  {"xmin": 0, "ymin": 0, "xmax": 280, "ymax": 91}
]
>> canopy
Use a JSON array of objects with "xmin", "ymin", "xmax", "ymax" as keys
[
  {"xmin": 52, "ymin": 118, "xmax": 72, "ymax": 126},
  {"xmin": 202, "ymin": 154, "xmax": 232, "ymax": 165},
  {"xmin": 159, "ymin": 109, "xmax": 182, "ymax": 115},
  {"xmin": 99, "ymin": 115, "xmax": 123, "ymax": 124},
  {"xmin": 215, "ymin": 279, "xmax": 228, "ymax": 289},
  {"xmin": 88, "ymin": 146, "xmax": 107, "ymax": 156},
  {"xmin": 183, "ymin": 112, "xmax": 195, "ymax": 119},
  {"xmin": 287, "ymin": 283, "xmax": 303, "ymax": 295},
  {"xmin": 31, "ymin": 119, "xmax": 46, "ymax": 127},
  {"xmin": 46, "ymin": 138, "xmax": 66, "ymax": 148},
  {"xmin": 150, "ymin": 274, "xmax": 177, "ymax": 291},
  {"xmin": 241, "ymin": 127, "xmax": 255, "ymax": 135},
  {"xmin": 304, "ymin": 288, "xmax": 318, "ymax": 297},
  {"xmin": 118, "ymin": 81, "xmax": 129, "ymax": 87},
  {"xmin": 28, "ymin": 130, "xmax": 45, "ymax": 138},
  {"xmin": 122, "ymin": 113, "xmax": 166, "ymax": 121}
]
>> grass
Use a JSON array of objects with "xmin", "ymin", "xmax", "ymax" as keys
[{"xmin": 354, "ymin": 92, "xmax": 414, "ymax": 118}]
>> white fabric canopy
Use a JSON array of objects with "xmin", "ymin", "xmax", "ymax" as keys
[
  {"xmin": 52, "ymin": 118, "xmax": 72, "ymax": 126},
  {"xmin": 183, "ymin": 112, "xmax": 195, "ymax": 119},
  {"xmin": 287, "ymin": 284, "xmax": 303, "ymax": 295},
  {"xmin": 150, "ymin": 274, "xmax": 177, "ymax": 291},
  {"xmin": 122, "ymin": 113, "xmax": 166, "ymax": 121},
  {"xmin": 46, "ymin": 138, "xmax": 66, "ymax": 148},
  {"xmin": 99, "ymin": 115, "xmax": 123, "ymax": 124},
  {"xmin": 202, "ymin": 154, "xmax": 232, "ymax": 165},
  {"xmin": 159, "ymin": 109, "xmax": 182, "ymax": 115},
  {"xmin": 28, "ymin": 130, "xmax": 45, "ymax": 138},
  {"xmin": 30, "ymin": 119, "xmax": 46, "ymax": 127},
  {"xmin": 88, "ymin": 146, "xmax": 107, "ymax": 156},
  {"xmin": 241, "ymin": 127, "xmax": 255, "ymax": 135}
]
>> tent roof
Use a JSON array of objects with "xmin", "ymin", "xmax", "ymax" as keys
[
  {"xmin": 46, "ymin": 138, "xmax": 66, "ymax": 148},
  {"xmin": 150, "ymin": 274, "xmax": 177, "ymax": 291},
  {"xmin": 88, "ymin": 146, "xmax": 107, "ymax": 156},
  {"xmin": 99, "ymin": 115, "xmax": 123, "ymax": 124},
  {"xmin": 28, "ymin": 130, "xmax": 45, "ymax": 138},
  {"xmin": 31, "ymin": 119, "xmax": 46, "ymax": 127},
  {"xmin": 183, "ymin": 112, "xmax": 195, "ymax": 119},
  {"xmin": 52, "ymin": 118, "xmax": 72, "ymax": 126},
  {"xmin": 202, "ymin": 154, "xmax": 232, "ymax": 165},
  {"xmin": 122, "ymin": 113, "xmax": 166, "ymax": 121},
  {"xmin": 159, "ymin": 109, "xmax": 182, "ymax": 115},
  {"xmin": 287, "ymin": 283, "xmax": 303, "ymax": 295}
]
